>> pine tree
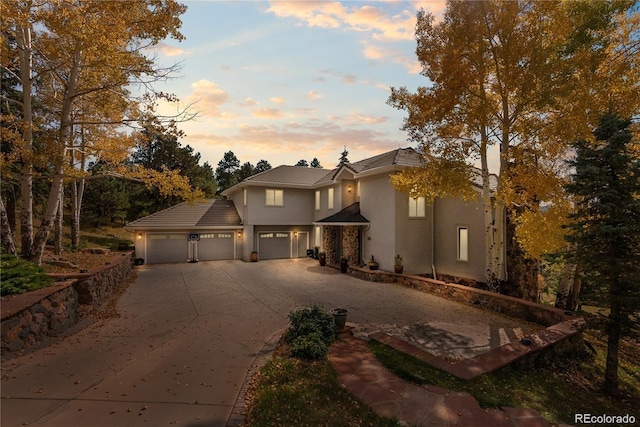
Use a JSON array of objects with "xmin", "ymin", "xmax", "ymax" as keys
[
  {"xmin": 310, "ymin": 158, "xmax": 322, "ymax": 168},
  {"xmin": 295, "ymin": 159, "xmax": 309, "ymax": 167},
  {"xmin": 337, "ymin": 147, "xmax": 349, "ymax": 167},
  {"xmin": 566, "ymin": 113, "xmax": 640, "ymax": 395}
]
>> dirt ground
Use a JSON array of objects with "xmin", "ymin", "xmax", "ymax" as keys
[{"xmin": 41, "ymin": 249, "xmax": 128, "ymax": 274}]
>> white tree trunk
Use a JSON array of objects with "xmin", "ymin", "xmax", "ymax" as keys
[
  {"xmin": 16, "ymin": 22, "xmax": 34, "ymax": 257},
  {"xmin": 1, "ymin": 195, "xmax": 17, "ymax": 255}
]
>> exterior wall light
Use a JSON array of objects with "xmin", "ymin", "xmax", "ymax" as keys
[
  {"xmin": 137, "ymin": 233, "xmax": 142, "ymax": 240},
  {"xmin": 348, "ymin": 185, "xmax": 352, "ymax": 193},
  {"xmin": 238, "ymin": 230, "xmax": 242, "ymax": 238},
  {"xmin": 294, "ymin": 232, "xmax": 298, "ymax": 237}
]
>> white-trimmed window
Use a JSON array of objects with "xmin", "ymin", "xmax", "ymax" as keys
[
  {"xmin": 315, "ymin": 190, "xmax": 320, "ymax": 210},
  {"xmin": 409, "ymin": 196, "xmax": 426, "ymax": 217},
  {"xmin": 265, "ymin": 189, "xmax": 284, "ymax": 206},
  {"xmin": 328, "ymin": 187, "xmax": 334, "ymax": 210},
  {"xmin": 315, "ymin": 226, "xmax": 321, "ymax": 247},
  {"xmin": 457, "ymin": 226, "xmax": 469, "ymax": 261},
  {"xmin": 243, "ymin": 188, "xmax": 247, "ymax": 206}
]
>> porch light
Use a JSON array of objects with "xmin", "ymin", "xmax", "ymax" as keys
[
  {"xmin": 348, "ymin": 185, "xmax": 352, "ymax": 193},
  {"xmin": 238, "ymin": 230, "xmax": 242, "ymax": 238},
  {"xmin": 294, "ymin": 232, "xmax": 298, "ymax": 237},
  {"xmin": 137, "ymin": 233, "xmax": 142, "ymax": 240}
]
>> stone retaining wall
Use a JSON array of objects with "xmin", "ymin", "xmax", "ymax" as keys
[
  {"xmin": 1, "ymin": 252, "xmax": 134, "ymax": 355},
  {"xmin": 348, "ymin": 266, "xmax": 570, "ymax": 326},
  {"xmin": 346, "ymin": 264, "xmax": 585, "ymax": 369}
]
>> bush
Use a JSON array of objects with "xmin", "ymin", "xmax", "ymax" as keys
[
  {"xmin": 1, "ymin": 254, "xmax": 53, "ymax": 296},
  {"xmin": 290, "ymin": 332, "xmax": 329, "ymax": 360},
  {"xmin": 286, "ymin": 304, "xmax": 338, "ymax": 346}
]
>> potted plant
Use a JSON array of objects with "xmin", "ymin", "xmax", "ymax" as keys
[
  {"xmin": 394, "ymin": 254, "xmax": 403, "ymax": 274},
  {"xmin": 250, "ymin": 251, "xmax": 259, "ymax": 262},
  {"xmin": 330, "ymin": 307, "xmax": 348, "ymax": 330},
  {"xmin": 319, "ymin": 252, "xmax": 326, "ymax": 266},
  {"xmin": 368, "ymin": 255, "xmax": 378, "ymax": 270},
  {"xmin": 340, "ymin": 257, "xmax": 348, "ymax": 273}
]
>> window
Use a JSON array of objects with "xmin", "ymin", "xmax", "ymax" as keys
[
  {"xmin": 457, "ymin": 227, "xmax": 469, "ymax": 261},
  {"xmin": 408, "ymin": 196, "xmax": 426, "ymax": 217},
  {"xmin": 275, "ymin": 233, "xmax": 289, "ymax": 238},
  {"xmin": 315, "ymin": 226, "xmax": 321, "ymax": 247},
  {"xmin": 265, "ymin": 189, "xmax": 284, "ymax": 206},
  {"xmin": 315, "ymin": 190, "xmax": 320, "ymax": 210},
  {"xmin": 243, "ymin": 188, "xmax": 247, "ymax": 206},
  {"xmin": 328, "ymin": 187, "xmax": 334, "ymax": 210}
]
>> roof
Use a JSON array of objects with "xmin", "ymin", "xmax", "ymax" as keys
[
  {"xmin": 222, "ymin": 147, "xmax": 498, "ymax": 195},
  {"xmin": 244, "ymin": 165, "xmax": 331, "ymax": 186},
  {"xmin": 315, "ymin": 202, "xmax": 369, "ymax": 225},
  {"xmin": 124, "ymin": 199, "xmax": 241, "ymax": 230}
]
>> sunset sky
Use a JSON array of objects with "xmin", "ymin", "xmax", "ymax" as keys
[{"xmin": 150, "ymin": 1, "xmax": 448, "ymax": 170}]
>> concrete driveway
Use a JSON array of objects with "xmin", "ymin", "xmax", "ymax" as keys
[{"xmin": 1, "ymin": 259, "xmax": 537, "ymax": 427}]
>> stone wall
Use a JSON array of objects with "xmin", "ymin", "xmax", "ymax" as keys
[
  {"xmin": 322, "ymin": 225, "xmax": 338, "ymax": 264},
  {"xmin": 1, "ymin": 252, "xmax": 134, "ymax": 354},
  {"xmin": 342, "ymin": 226, "xmax": 360, "ymax": 265},
  {"xmin": 347, "ymin": 264, "xmax": 585, "ymax": 369}
]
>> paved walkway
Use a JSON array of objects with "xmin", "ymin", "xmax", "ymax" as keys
[
  {"xmin": 329, "ymin": 328, "xmax": 565, "ymax": 427},
  {"xmin": 2, "ymin": 259, "xmax": 542, "ymax": 426}
]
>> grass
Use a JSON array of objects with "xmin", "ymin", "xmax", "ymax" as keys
[
  {"xmin": 246, "ymin": 343, "xmax": 401, "ymax": 427},
  {"xmin": 369, "ymin": 330, "xmax": 640, "ymax": 425}
]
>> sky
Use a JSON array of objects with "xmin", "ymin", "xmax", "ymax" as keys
[{"xmin": 150, "ymin": 0, "xmax": 448, "ymax": 171}]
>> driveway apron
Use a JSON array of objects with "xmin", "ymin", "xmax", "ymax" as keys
[{"xmin": 1, "ymin": 259, "xmax": 537, "ymax": 426}]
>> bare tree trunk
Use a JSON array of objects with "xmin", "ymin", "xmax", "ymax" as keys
[
  {"xmin": 30, "ymin": 49, "xmax": 80, "ymax": 264},
  {"xmin": 1, "ymin": 195, "xmax": 17, "ymax": 255},
  {"xmin": 605, "ymin": 299, "xmax": 624, "ymax": 394},
  {"xmin": 566, "ymin": 265, "xmax": 582, "ymax": 311},
  {"xmin": 54, "ymin": 188, "xmax": 64, "ymax": 255},
  {"xmin": 70, "ymin": 125, "xmax": 86, "ymax": 249},
  {"xmin": 15, "ymin": 22, "xmax": 34, "ymax": 257},
  {"xmin": 555, "ymin": 261, "xmax": 576, "ymax": 310}
]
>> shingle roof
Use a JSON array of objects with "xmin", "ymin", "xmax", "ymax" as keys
[
  {"xmin": 125, "ymin": 199, "xmax": 241, "ymax": 230},
  {"xmin": 315, "ymin": 202, "xmax": 369, "ymax": 224},
  {"xmin": 223, "ymin": 147, "xmax": 498, "ymax": 193},
  {"xmin": 245, "ymin": 165, "xmax": 332, "ymax": 186}
]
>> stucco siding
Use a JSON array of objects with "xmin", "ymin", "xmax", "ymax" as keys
[
  {"xmin": 246, "ymin": 187, "xmax": 314, "ymax": 225},
  {"xmin": 395, "ymin": 191, "xmax": 433, "ymax": 274},
  {"xmin": 359, "ymin": 174, "xmax": 396, "ymax": 269},
  {"xmin": 434, "ymin": 194, "xmax": 486, "ymax": 282}
]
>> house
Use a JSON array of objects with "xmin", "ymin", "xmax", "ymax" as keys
[{"xmin": 125, "ymin": 148, "xmax": 501, "ymax": 284}]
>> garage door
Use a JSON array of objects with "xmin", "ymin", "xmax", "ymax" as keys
[
  {"xmin": 198, "ymin": 232, "xmax": 235, "ymax": 260},
  {"xmin": 258, "ymin": 232, "xmax": 291, "ymax": 259},
  {"xmin": 146, "ymin": 234, "xmax": 188, "ymax": 264}
]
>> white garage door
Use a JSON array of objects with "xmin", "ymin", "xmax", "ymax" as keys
[
  {"xmin": 198, "ymin": 232, "xmax": 235, "ymax": 260},
  {"xmin": 146, "ymin": 234, "xmax": 188, "ymax": 264},
  {"xmin": 258, "ymin": 232, "xmax": 291, "ymax": 259}
]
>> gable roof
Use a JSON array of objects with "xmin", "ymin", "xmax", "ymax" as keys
[
  {"xmin": 221, "ymin": 147, "xmax": 498, "ymax": 195},
  {"xmin": 124, "ymin": 199, "xmax": 241, "ymax": 230},
  {"xmin": 314, "ymin": 202, "xmax": 369, "ymax": 225}
]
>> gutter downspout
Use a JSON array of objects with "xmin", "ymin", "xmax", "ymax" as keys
[
  {"xmin": 431, "ymin": 201, "xmax": 436, "ymax": 280},
  {"xmin": 361, "ymin": 224, "xmax": 370, "ymax": 266}
]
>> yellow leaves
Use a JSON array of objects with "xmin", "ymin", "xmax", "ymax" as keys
[
  {"xmin": 390, "ymin": 156, "xmax": 476, "ymax": 205},
  {"xmin": 115, "ymin": 164, "xmax": 204, "ymax": 202},
  {"xmin": 515, "ymin": 202, "xmax": 572, "ymax": 259}
]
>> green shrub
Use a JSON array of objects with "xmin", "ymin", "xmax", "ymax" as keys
[
  {"xmin": 1, "ymin": 254, "xmax": 53, "ymax": 296},
  {"xmin": 286, "ymin": 304, "xmax": 338, "ymax": 346},
  {"xmin": 289, "ymin": 332, "xmax": 329, "ymax": 360}
]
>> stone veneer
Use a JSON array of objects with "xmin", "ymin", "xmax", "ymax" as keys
[
  {"xmin": 322, "ymin": 225, "xmax": 338, "ymax": 264},
  {"xmin": 1, "ymin": 252, "xmax": 134, "ymax": 354},
  {"xmin": 342, "ymin": 226, "xmax": 360, "ymax": 265}
]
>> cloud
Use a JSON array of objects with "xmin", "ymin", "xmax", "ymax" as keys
[
  {"xmin": 306, "ymin": 90, "xmax": 323, "ymax": 100},
  {"xmin": 239, "ymin": 98, "xmax": 259, "ymax": 107},
  {"xmin": 319, "ymin": 69, "xmax": 357, "ymax": 85},
  {"xmin": 270, "ymin": 97, "xmax": 286, "ymax": 105},
  {"xmin": 265, "ymin": 1, "xmax": 416, "ymax": 42},
  {"xmin": 187, "ymin": 80, "xmax": 230, "ymax": 117},
  {"xmin": 361, "ymin": 41, "xmax": 421, "ymax": 74},
  {"xmin": 149, "ymin": 42, "xmax": 186, "ymax": 57},
  {"xmin": 251, "ymin": 108, "xmax": 284, "ymax": 118}
]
